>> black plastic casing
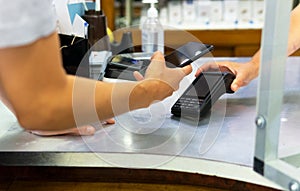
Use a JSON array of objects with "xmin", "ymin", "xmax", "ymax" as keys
[{"xmin": 171, "ymin": 72, "xmax": 235, "ymax": 118}]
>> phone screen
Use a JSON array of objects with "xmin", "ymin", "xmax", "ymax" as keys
[
  {"xmin": 164, "ymin": 43, "xmax": 213, "ymax": 67},
  {"xmin": 164, "ymin": 51, "xmax": 189, "ymax": 67}
]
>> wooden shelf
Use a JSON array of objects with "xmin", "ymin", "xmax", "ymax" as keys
[
  {"xmin": 112, "ymin": 28, "xmax": 262, "ymax": 57},
  {"xmin": 103, "ymin": 2, "xmax": 261, "ymax": 57},
  {"xmin": 103, "ymin": 2, "xmax": 300, "ymax": 57},
  {"xmin": 187, "ymin": 29, "xmax": 262, "ymax": 57},
  {"xmin": 0, "ymin": 166, "xmax": 280, "ymax": 191}
]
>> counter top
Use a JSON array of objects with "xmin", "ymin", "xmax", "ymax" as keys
[{"xmin": 1, "ymin": 57, "xmax": 300, "ymax": 190}]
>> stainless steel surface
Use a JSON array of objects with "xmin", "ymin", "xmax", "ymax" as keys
[{"xmin": 0, "ymin": 57, "xmax": 300, "ymax": 168}]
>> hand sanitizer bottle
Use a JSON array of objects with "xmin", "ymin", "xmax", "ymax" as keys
[{"xmin": 141, "ymin": 0, "xmax": 164, "ymax": 54}]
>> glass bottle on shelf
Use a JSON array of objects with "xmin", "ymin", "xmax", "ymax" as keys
[{"xmin": 141, "ymin": 0, "xmax": 164, "ymax": 54}]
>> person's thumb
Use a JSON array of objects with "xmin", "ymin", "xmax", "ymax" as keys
[
  {"xmin": 133, "ymin": 71, "xmax": 144, "ymax": 81},
  {"xmin": 231, "ymin": 81, "xmax": 240, "ymax": 92},
  {"xmin": 231, "ymin": 75, "xmax": 244, "ymax": 92}
]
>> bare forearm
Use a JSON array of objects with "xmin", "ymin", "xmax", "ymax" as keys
[
  {"xmin": 16, "ymin": 75, "xmax": 163, "ymax": 131},
  {"xmin": 68, "ymin": 76, "xmax": 146, "ymax": 128},
  {"xmin": 287, "ymin": 4, "xmax": 300, "ymax": 55},
  {"xmin": 75, "ymin": 77, "xmax": 168, "ymax": 127}
]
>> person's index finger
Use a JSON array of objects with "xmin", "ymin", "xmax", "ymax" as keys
[
  {"xmin": 181, "ymin": 64, "xmax": 193, "ymax": 75},
  {"xmin": 133, "ymin": 71, "xmax": 144, "ymax": 81}
]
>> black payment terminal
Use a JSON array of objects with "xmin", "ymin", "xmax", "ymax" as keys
[{"xmin": 171, "ymin": 72, "xmax": 235, "ymax": 118}]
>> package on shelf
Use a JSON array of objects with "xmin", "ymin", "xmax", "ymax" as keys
[
  {"xmin": 158, "ymin": 0, "xmax": 265, "ymax": 29},
  {"xmin": 182, "ymin": 0, "xmax": 197, "ymax": 24},
  {"xmin": 252, "ymin": 0, "xmax": 265, "ymax": 25},
  {"xmin": 223, "ymin": 0, "xmax": 239, "ymax": 25},
  {"xmin": 209, "ymin": 0, "xmax": 223, "ymax": 24},
  {"xmin": 196, "ymin": 0, "xmax": 211, "ymax": 25},
  {"xmin": 167, "ymin": 1, "xmax": 183, "ymax": 25},
  {"xmin": 238, "ymin": 0, "xmax": 253, "ymax": 24}
]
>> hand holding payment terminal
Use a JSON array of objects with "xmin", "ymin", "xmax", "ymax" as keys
[{"xmin": 171, "ymin": 71, "xmax": 236, "ymax": 118}]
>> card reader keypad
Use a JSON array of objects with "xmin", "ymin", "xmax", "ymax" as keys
[{"xmin": 173, "ymin": 97, "xmax": 204, "ymax": 111}]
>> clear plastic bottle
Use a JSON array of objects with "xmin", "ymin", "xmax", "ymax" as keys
[{"xmin": 141, "ymin": 0, "xmax": 164, "ymax": 54}]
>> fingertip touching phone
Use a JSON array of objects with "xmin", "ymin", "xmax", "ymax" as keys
[
  {"xmin": 104, "ymin": 42, "xmax": 214, "ymax": 80},
  {"xmin": 171, "ymin": 71, "xmax": 235, "ymax": 119}
]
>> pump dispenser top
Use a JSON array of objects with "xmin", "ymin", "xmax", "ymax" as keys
[
  {"xmin": 145, "ymin": 0, "xmax": 158, "ymax": 18},
  {"xmin": 141, "ymin": 0, "xmax": 164, "ymax": 53}
]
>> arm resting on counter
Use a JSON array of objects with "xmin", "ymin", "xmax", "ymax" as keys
[{"xmin": 0, "ymin": 32, "xmax": 192, "ymax": 131}]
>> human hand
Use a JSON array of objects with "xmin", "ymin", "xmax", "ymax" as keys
[
  {"xmin": 29, "ymin": 118, "xmax": 115, "ymax": 136},
  {"xmin": 195, "ymin": 60, "xmax": 259, "ymax": 92},
  {"xmin": 133, "ymin": 51, "xmax": 192, "ymax": 100}
]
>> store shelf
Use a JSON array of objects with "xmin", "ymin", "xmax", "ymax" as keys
[
  {"xmin": 112, "ymin": 28, "xmax": 262, "ymax": 57},
  {"xmin": 103, "ymin": 1, "xmax": 300, "ymax": 57},
  {"xmin": 187, "ymin": 29, "xmax": 262, "ymax": 57}
]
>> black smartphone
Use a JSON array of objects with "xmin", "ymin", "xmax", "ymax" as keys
[
  {"xmin": 104, "ymin": 42, "xmax": 214, "ymax": 80},
  {"xmin": 171, "ymin": 72, "xmax": 235, "ymax": 118},
  {"xmin": 164, "ymin": 42, "xmax": 214, "ymax": 68}
]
